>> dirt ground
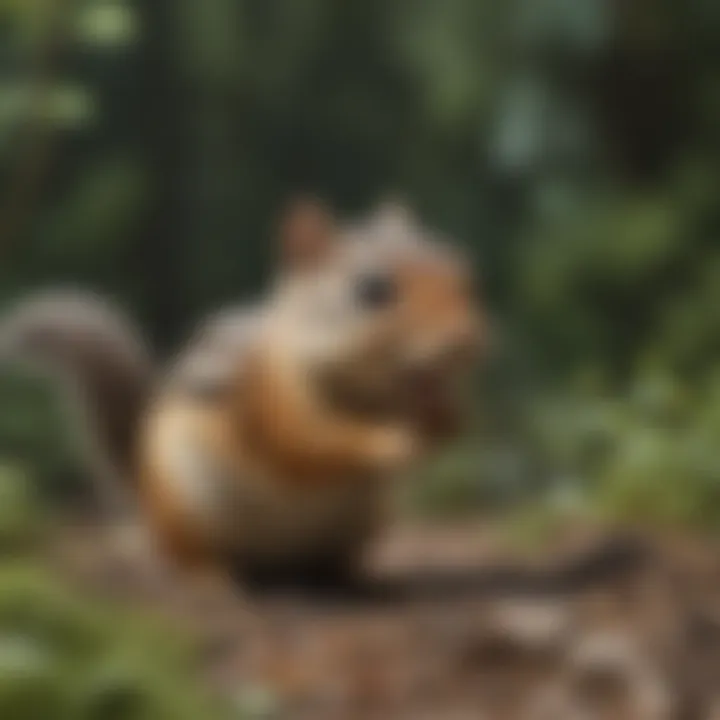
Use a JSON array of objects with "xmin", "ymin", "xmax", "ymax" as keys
[{"xmin": 46, "ymin": 519, "xmax": 720, "ymax": 720}]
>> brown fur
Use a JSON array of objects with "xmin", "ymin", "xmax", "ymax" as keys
[{"xmin": 237, "ymin": 345, "xmax": 415, "ymax": 484}]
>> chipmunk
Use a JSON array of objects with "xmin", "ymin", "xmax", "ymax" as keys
[{"xmin": 0, "ymin": 198, "xmax": 485, "ymax": 592}]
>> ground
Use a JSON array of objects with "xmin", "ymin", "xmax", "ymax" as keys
[{"xmin": 45, "ymin": 518, "xmax": 720, "ymax": 720}]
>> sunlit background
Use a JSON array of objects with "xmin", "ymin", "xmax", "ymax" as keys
[{"xmin": 1, "ymin": 1, "xmax": 720, "ymax": 718}]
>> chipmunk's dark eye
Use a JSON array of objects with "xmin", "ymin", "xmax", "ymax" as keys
[{"xmin": 354, "ymin": 272, "xmax": 397, "ymax": 310}]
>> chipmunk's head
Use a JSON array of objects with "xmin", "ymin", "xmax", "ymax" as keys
[{"xmin": 266, "ymin": 197, "xmax": 487, "ymax": 424}]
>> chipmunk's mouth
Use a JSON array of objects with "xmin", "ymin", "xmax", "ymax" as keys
[
  {"xmin": 399, "ymin": 366, "xmax": 454, "ymax": 411},
  {"xmin": 397, "ymin": 365, "xmax": 469, "ymax": 438},
  {"xmin": 398, "ymin": 332, "xmax": 478, "ymax": 400}
]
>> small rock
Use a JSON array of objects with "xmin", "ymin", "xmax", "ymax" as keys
[
  {"xmin": 569, "ymin": 631, "xmax": 644, "ymax": 677},
  {"xmin": 491, "ymin": 599, "xmax": 572, "ymax": 651},
  {"xmin": 568, "ymin": 631, "xmax": 675, "ymax": 719}
]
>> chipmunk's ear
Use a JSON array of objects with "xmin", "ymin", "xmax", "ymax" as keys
[
  {"xmin": 277, "ymin": 196, "xmax": 336, "ymax": 271},
  {"xmin": 369, "ymin": 197, "xmax": 417, "ymax": 243}
]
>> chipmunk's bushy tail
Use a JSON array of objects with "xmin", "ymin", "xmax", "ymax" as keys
[{"xmin": 0, "ymin": 288, "xmax": 154, "ymax": 518}]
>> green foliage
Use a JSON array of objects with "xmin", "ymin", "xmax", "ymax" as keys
[
  {"xmin": 522, "ymin": 372, "xmax": 720, "ymax": 530},
  {"xmin": 0, "ymin": 368, "xmax": 85, "ymax": 504},
  {"xmin": 409, "ymin": 441, "xmax": 489, "ymax": 517},
  {"xmin": 0, "ymin": 562, "xmax": 235, "ymax": 720},
  {"xmin": 37, "ymin": 155, "xmax": 148, "ymax": 276},
  {"xmin": 0, "ymin": 468, "xmax": 248, "ymax": 720},
  {"xmin": 0, "ymin": 469, "xmax": 236, "ymax": 719},
  {"xmin": 0, "ymin": 462, "xmax": 44, "ymax": 551}
]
